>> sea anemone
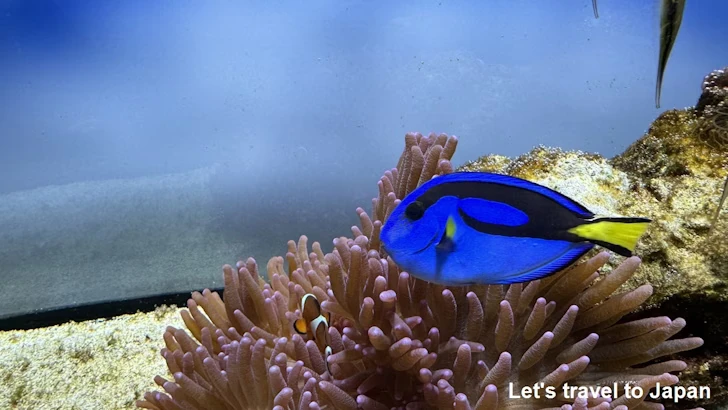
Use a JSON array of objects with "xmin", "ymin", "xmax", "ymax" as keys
[{"xmin": 137, "ymin": 133, "xmax": 704, "ymax": 410}]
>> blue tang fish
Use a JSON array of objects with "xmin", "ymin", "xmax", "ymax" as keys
[{"xmin": 380, "ymin": 172, "xmax": 651, "ymax": 285}]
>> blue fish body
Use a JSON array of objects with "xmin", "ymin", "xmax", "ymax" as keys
[{"xmin": 380, "ymin": 172, "xmax": 650, "ymax": 285}]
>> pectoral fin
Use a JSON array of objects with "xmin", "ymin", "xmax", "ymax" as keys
[{"xmin": 435, "ymin": 215, "xmax": 457, "ymax": 280}]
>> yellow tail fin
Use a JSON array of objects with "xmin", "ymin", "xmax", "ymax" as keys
[{"xmin": 568, "ymin": 217, "xmax": 651, "ymax": 256}]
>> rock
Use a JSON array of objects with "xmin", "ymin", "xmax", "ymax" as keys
[
  {"xmin": 0, "ymin": 306, "xmax": 184, "ymax": 409},
  {"xmin": 696, "ymin": 67, "xmax": 728, "ymax": 115},
  {"xmin": 461, "ymin": 129, "xmax": 727, "ymax": 307},
  {"xmin": 460, "ymin": 67, "xmax": 728, "ymax": 407}
]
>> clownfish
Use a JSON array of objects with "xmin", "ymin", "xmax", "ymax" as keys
[{"xmin": 293, "ymin": 293, "xmax": 333, "ymax": 374}]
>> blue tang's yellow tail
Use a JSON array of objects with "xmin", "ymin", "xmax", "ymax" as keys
[{"xmin": 568, "ymin": 217, "xmax": 650, "ymax": 256}]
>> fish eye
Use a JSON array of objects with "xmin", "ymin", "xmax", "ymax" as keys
[{"xmin": 405, "ymin": 201, "xmax": 425, "ymax": 220}]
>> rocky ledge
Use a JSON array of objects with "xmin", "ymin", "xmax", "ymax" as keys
[{"xmin": 461, "ymin": 66, "xmax": 728, "ymax": 408}]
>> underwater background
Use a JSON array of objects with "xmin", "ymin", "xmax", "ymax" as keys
[
  {"xmin": 1, "ymin": 0, "xmax": 727, "ymax": 319},
  {"xmin": 0, "ymin": 1, "xmax": 727, "ymax": 409}
]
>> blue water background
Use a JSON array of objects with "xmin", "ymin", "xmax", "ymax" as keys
[{"xmin": 0, "ymin": 0, "xmax": 725, "ymax": 317}]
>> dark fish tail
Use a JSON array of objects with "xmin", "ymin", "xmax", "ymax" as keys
[
  {"xmin": 656, "ymin": 0, "xmax": 686, "ymax": 108},
  {"xmin": 567, "ymin": 217, "xmax": 651, "ymax": 257}
]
